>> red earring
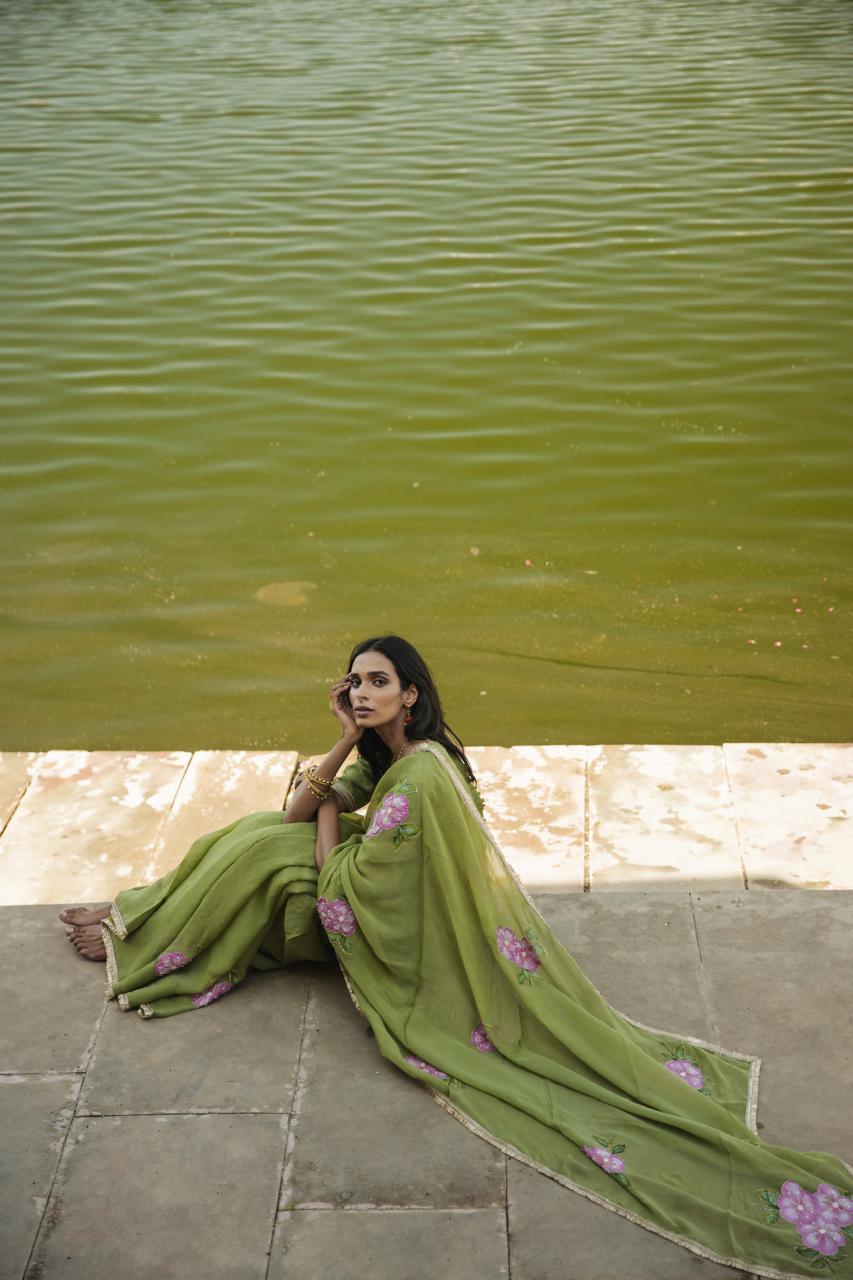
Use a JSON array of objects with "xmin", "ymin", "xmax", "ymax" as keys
[{"xmin": 403, "ymin": 707, "xmax": 413, "ymax": 725}]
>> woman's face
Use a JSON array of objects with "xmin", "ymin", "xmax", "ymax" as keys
[{"xmin": 347, "ymin": 650, "xmax": 417, "ymax": 728}]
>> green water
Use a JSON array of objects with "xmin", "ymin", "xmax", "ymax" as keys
[{"xmin": 2, "ymin": 0, "xmax": 851, "ymax": 750}]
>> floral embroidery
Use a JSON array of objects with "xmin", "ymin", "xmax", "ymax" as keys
[
  {"xmin": 471, "ymin": 1022, "xmax": 496, "ymax": 1053},
  {"xmin": 582, "ymin": 1135, "xmax": 632, "ymax": 1189},
  {"xmin": 365, "ymin": 780, "xmax": 421, "ymax": 848},
  {"xmin": 665, "ymin": 1058, "xmax": 704, "ymax": 1088},
  {"xmin": 756, "ymin": 1178, "xmax": 853, "ymax": 1263},
  {"xmin": 154, "ymin": 950, "xmax": 189, "ymax": 977},
  {"xmin": 405, "ymin": 1054, "xmax": 448, "ymax": 1080},
  {"xmin": 317, "ymin": 895, "xmax": 357, "ymax": 954},
  {"xmin": 191, "ymin": 979, "xmax": 234, "ymax": 1008},
  {"xmin": 659, "ymin": 1040, "xmax": 712, "ymax": 1096},
  {"xmin": 495, "ymin": 924, "xmax": 547, "ymax": 985}
]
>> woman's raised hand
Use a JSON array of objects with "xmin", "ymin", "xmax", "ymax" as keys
[{"xmin": 329, "ymin": 675, "xmax": 363, "ymax": 741}]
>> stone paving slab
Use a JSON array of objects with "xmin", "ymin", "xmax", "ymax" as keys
[
  {"xmin": 723, "ymin": 743, "xmax": 853, "ymax": 889},
  {"xmin": 78, "ymin": 966, "xmax": 310, "ymax": 1116},
  {"xmin": 0, "ymin": 750, "xmax": 191, "ymax": 906},
  {"xmin": 1, "ymin": 744, "xmax": 851, "ymax": 905},
  {"xmin": 0, "ymin": 1075, "xmax": 79, "ymax": 1280},
  {"xmin": 269, "ymin": 1207, "xmax": 509, "ymax": 1280},
  {"xmin": 535, "ymin": 893, "xmax": 714, "ymax": 1037},
  {"xmin": 588, "ymin": 744, "xmax": 743, "ymax": 892},
  {"xmin": 2, "ymin": 906, "xmax": 106, "ymax": 1074},
  {"xmin": 690, "ymin": 890, "xmax": 853, "ymax": 1157},
  {"xmin": 281, "ymin": 964, "xmax": 506, "ymax": 1210},
  {"xmin": 468, "ymin": 744, "xmax": 586, "ymax": 892},
  {"xmin": 22, "ymin": 1113, "xmax": 287, "ymax": 1280},
  {"xmin": 507, "ymin": 1156, "xmax": 753, "ymax": 1280}
]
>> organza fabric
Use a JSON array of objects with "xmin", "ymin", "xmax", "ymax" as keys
[{"xmin": 101, "ymin": 741, "xmax": 852, "ymax": 1278}]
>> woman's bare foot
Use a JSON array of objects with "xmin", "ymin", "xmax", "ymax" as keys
[
  {"xmin": 58, "ymin": 903, "xmax": 112, "ymax": 926},
  {"xmin": 67, "ymin": 923, "xmax": 107, "ymax": 961}
]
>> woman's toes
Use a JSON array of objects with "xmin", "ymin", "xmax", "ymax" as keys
[
  {"xmin": 59, "ymin": 907, "xmax": 95, "ymax": 925},
  {"xmin": 79, "ymin": 940, "xmax": 106, "ymax": 961},
  {"xmin": 59, "ymin": 905, "xmax": 110, "ymax": 926}
]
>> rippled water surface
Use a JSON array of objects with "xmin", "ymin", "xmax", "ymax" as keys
[{"xmin": 2, "ymin": 0, "xmax": 852, "ymax": 749}]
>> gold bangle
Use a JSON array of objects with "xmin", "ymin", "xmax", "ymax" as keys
[
  {"xmin": 303, "ymin": 765, "xmax": 333, "ymax": 798},
  {"xmin": 305, "ymin": 762, "xmax": 336, "ymax": 787}
]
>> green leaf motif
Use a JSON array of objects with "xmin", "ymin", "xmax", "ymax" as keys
[
  {"xmin": 392, "ymin": 821, "xmax": 422, "ymax": 849},
  {"xmin": 612, "ymin": 1172, "xmax": 631, "ymax": 1189},
  {"xmin": 612, "ymin": 1144, "xmax": 625, "ymax": 1153},
  {"xmin": 524, "ymin": 926, "xmax": 548, "ymax": 959}
]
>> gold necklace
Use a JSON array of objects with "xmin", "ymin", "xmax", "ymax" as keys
[{"xmin": 394, "ymin": 739, "xmax": 417, "ymax": 763}]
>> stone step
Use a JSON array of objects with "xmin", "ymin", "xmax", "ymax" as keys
[{"xmin": 0, "ymin": 743, "xmax": 849, "ymax": 905}]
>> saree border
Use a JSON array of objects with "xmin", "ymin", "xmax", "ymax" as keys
[
  {"xmin": 429, "ymin": 1088, "xmax": 820, "ymax": 1280},
  {"xmin": 99, "ymin": 917, "xmax": 154, "ymax": 1018},
  {"xmin": 102, "ymin": 900, "xmax": 128, "ymax": 939},
  {"xmin": 100, "ymin": 918, "xmax": 119, "ymax": 999},
  {"xmin": 414, "ymin": 740, "xmax": 770, "ymax": 1136}
]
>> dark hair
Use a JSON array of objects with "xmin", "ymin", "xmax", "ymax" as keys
[{"xmin": 346, "ymin": 634, "xmax": 478, "ymax": 789}]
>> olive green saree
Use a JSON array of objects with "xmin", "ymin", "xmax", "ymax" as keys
[{"xmin": 101, "ymin": 741, "xmax": 852, "ymax": 1280}]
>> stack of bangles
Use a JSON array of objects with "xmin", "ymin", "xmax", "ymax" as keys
[{"xmin": 301, "ymin": 762, "xmax": 336, "ymax": 800}]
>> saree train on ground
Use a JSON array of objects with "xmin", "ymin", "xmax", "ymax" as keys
[{"xmin": 102, "ymin": 740, "xmax": 853, "ymax": 1280}]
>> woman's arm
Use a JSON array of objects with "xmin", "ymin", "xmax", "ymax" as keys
[
  {"xmin": 314, "ymin": 797, "xmax": 342, "ymax": 872},
  {"xmin": 283, "ymin": 734, "xmax": 359, "ymax": 825}
]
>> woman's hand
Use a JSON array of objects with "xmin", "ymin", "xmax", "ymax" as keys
[{"xmin": 330, "ymin": 674, "xmax": 363, "ymax": 742}]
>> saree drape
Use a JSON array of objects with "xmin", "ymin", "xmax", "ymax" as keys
[{"xmin": 101, "ymin": 741, "xmax": 853, "ymax": 1279}]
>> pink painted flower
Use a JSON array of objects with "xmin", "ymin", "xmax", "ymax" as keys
[
  {"xmin": 813, "ymin": 1183, "xmax": 853, "ymax": 1228},
  {"xmin": 778, "ymin": 1180, "xmax": 819, "ymax": 1227},
  {"xmin": 154, "ymin": 950, "xmax": 189, "ymax": 977},
  {"xmin": 365, "ymin": 791, "xmax": 410, "ymax": 839},
  {"xmin": 191, "ymin": 979, "xmax": 233, "ymax": 1008},
  {"xmin": 775, "ymin": 1180, "xmax": 852, "ymax": 1257},
  {"xmin": 496, "ymin": 925, "xmax": 540, "ymax": 972},
  {"xmin": 797, "ymin": 1218, "xmax": 846, "ymax": 1256},
  {"xmin": 471, "ymin": 1022, "xmax": 495, "ymax": 1053},
  {"xmin": 317, "ymin": 895, "xmax": 357, "ymax": 936},
  {"xmin": 405, "ymin": 1054, "xmax": 448, "ymax": 1080},
  {"xmin": 582, "ymin": 1145, "xmax": 626, "ymax": 1174},
  {"xmin": 665, "ymin": 1057, "xmax": 704, "ymax": 1089}
]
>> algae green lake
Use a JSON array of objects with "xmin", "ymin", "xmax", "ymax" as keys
[{"xmin": 2, "ymin": 0, "xmax": 851, "ymax": 750}]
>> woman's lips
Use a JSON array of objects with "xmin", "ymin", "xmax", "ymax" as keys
[{"xmin": 354, "ymin": 709, "xmax": 373, "ymax": 715}]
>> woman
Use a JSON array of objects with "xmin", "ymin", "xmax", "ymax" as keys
[{"xmin": 60, "ymin": 635, "xmax": 852, "ymax": 1279}]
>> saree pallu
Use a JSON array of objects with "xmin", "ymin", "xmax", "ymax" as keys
[{"xmin": 101, "ymin": 742, "xmax": 853, "ymax": 1279}]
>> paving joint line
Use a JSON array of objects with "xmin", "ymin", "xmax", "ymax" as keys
[
  {"xmin": 267, "ymin": 969, "xmax": 314, "ymax": 1275},
  {"xmin": 721, "ymin": 744, "xmax": 750, "ymax": 890},
  {"xmin": 19, "ymin": 966, "xmax": 116, "ymax": 1278},
  {"xmin": 688, "ymin": 892, "xmax": 722, "ymax": 1048}
]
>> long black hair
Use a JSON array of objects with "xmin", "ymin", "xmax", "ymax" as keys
[{"xmin": 346, "ymin": 634, "xmax": 478, "ymax": 790}]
